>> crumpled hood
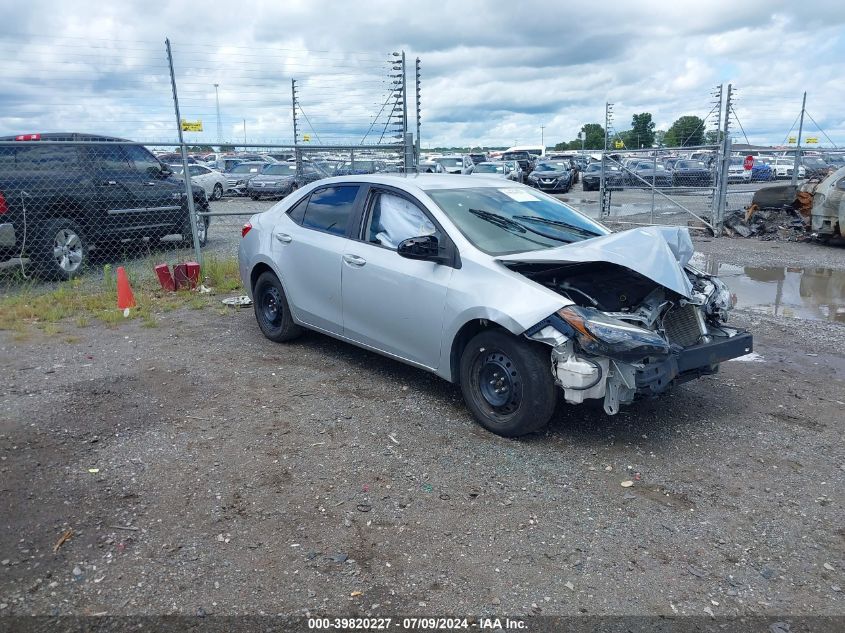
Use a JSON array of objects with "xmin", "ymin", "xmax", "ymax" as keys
[{"xmin": 496, "ymin": 226, "xmax": 694, "ymax": 298}]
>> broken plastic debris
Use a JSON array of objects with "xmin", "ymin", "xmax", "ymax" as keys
[
  {"xmin": 222, "ymin": 296, "xmax": 253, "ymax": 307},
  {"xmin": 620, "ymin": 480, "xmax": 634, "ymax": 487},
  {"xmin": 87, "ymin": 468, "xmax": 100, "ymax": 474},
  {"xmin": 350, "ymin": 591, "xmax": 363, "ymax": 597},
  {"xmin": 122, "ymin": 308, "xmax": 130, "ymax": 318}
]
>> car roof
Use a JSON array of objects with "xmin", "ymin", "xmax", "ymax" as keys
[{"xmin": 311, "ymin": 173, "xmax": 517, "ymax": 192}]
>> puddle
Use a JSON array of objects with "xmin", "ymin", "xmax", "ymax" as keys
[{"xmin": 692, "ymin": 253, "xmax": 845, "ymax": 322}]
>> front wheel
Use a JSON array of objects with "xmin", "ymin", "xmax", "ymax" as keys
[
  {"xmin": 253, "ymin": 271, "xmax": 302, "ymax": 343},
  {"xmin": 459, "ymin": 329, "xmax": 557, "ymax": 437},
  {"xmin": 212, "ymin": 183, "xmax": 223, "ymax": 200}
]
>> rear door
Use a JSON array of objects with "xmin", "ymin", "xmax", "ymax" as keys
[{"xmin": 270, "ymin": 184, "xmax": 363, "ymax": 335}]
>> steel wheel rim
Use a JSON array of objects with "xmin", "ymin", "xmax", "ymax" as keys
[
  {"xmin": 52, "ymin": 229, "xmax": 83, "ymax": 273},
  {"xmin": 261, "ymin": 285, "xmax": 283, "ymax": 328},
  {"xmin": 476, "ymin": 349, "xmax": 522, "ymax": 415}
]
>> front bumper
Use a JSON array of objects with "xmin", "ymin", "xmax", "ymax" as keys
[
  {"xmin": 636, "ymin": 332, "xmax": 753, "ymax": 396},
  {"xmin": 533, "ymin": 177, "xmax": 570, "ymax": 190},
  {"xmin": 246, "ymin": 183, "xmax": 293, "ymax": 196}
]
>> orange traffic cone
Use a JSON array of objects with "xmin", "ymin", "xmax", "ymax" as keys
[{"xmin": 116, "ymin": 266, "xmax": 136, "ymax": 309}]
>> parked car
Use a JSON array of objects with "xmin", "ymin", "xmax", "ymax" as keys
[
  {"xmin": 501, "ymin": 160, "xmax": 524, "ymax": 184},
  {"xmin": 0, "ymin": 133, "xmax": 210, "ymax": 280},
  {"xmin": 581, "ymin": 163, "xmax": 624, "ymax": 191},
  {"xmin": 239, "ymin": 174, "xmax": 751, "ymax": 437},
  {"xmin": 169, "ymin": 163, "xmax": 227, "ymax": 200},
  {"xmin": 501, "ymin": 151, "xmax": 534, "ymax": 174},
  {"xmin": 156, "ymin": 152, "xmax": 198, "ymax": 164},
  {"xmin": 527, "ymin": 160, "xmax": 573, "ymax": 192},
  {"xmin": 331, "ymin": 159, "xmax": 388, "ymax": 176},
  {"xmin": 226, "ymin": 161, "xmax": 267, "ymax": 195},
  {"xmin": 418, "ymin": 160, "xmax": 445, "ymax": 174},
  {"xmin": 470, "ymin": 162, "xmax": 520, "ymax": 182},
  {"xmin": 750, "ymin": 160, "xmax": 775, "ymax": 182},
  {"xmin": 625, "ymin": 161, "xmax": 673, "ymax": 188},
  {"xmin": 772, "ymin": 158, "xmax": 806, "ymax": 180},
  {"xmin": 209, "ymin": 157, "xmax": 244, "ymax": 173},
  {"xmin": 727, "ymin": 157, "xmax": 752, "ymax": 183},
  {"xmin": 433, "ymin": 155, "xmax": 474, "ymax": 175},
  {"xmin": 468, "ymin": 153, "xmax": 488, "ymax": 165},
  {"xmin": 544, "ymin": 154, "xmax": 580, "ymax": 183},
  {"xmin": 245, "ymin": 162, "xmax": 330, "ymax": 200},
  {"xmin": 671, "ymin": 160, "xmax": 713, "ymax": 187}
]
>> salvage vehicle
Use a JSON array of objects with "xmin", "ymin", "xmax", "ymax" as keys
[
  {"xmin": 239, "ymin": 175, "xmax": 752, "ymax": 437},
  {"xmin": 810, "ymin": 166, "xmax": 845, "ymax": 239},
  {"xmin": 471, "ymin": 162, "xmax": 520, "ymax": 182},
  {"xmin": 671, "ymin": 160, "xmax": 713, "ymax": 187},
  {"xmin": 246, "ymin": 162, "xmax": 329, "ymax": 200},
  {"xmin": 581, "ymin": 163, "xmax": 624, "ymax": 191}
]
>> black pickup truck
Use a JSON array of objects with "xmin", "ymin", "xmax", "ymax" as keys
[{"xmin": 0, "ymin": 133, "xmax": 210, "ymax": 280}]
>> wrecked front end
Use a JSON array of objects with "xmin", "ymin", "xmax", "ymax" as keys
[{"xmin": 501, "ymin": 227, "xmax": 753, "ymax": 415}]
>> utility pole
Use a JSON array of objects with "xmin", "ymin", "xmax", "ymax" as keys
[
  {"xmin": 791, "ymin": 91, "xmax": 807, "ymax": 188},
  {"xmin": 415, "ymin": 57, "xmax": 421, "ymax": 168},
  {"xmin": 291, "ymin": 79, "xmax": 302, "ymax": 175},
  {"xmin": 600, "ymin": 102, "xmax": 613, "ymax": 218},
  {"xmin": 165, "ymin": 38, "xmax": 202, "ymax": 266},
  {"xmin": 401, "ymin": 51, "xmax": 409, "ymax": 174},
  {"xmin": 213, "ymin": 83, "xmax": 222, "ymax": 146}
]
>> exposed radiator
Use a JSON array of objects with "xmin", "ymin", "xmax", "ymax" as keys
[{"xmin": 663, "ymin": 304, "xmax": 706, "ymax": 347}]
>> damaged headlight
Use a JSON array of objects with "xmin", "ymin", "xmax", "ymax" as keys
[{"xmin": 557, "ymin": 305, "xmax": 670, "ymax": 361}]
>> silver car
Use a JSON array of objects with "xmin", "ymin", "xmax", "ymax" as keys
[{"xmin": 239, "ymin": 175, "xmax": 752, "ymax": 437}]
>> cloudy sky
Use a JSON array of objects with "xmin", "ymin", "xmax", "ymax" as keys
[{"xmin": 1, "ymin": 0, "xmax": 843, "ymax": 148}]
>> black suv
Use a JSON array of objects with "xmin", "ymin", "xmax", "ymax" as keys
[{"xmin": 0, "ymin": 133, "xmax": 210, "ymax": 280}]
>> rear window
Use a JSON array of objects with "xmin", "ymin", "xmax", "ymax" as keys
[
  {"xmin": 302, "ymin": 186, "xmax": 360, "ymax": 236},
  {"xmin": 0, "ymin": 145, "xmax": 82, "ymax": 171}
]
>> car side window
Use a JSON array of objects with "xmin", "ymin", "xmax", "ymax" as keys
[
  {"xmin": 87, "ymin": 145, "xmax": 132, "ymax": 171},
  {"xmin": 188, "ymin": 165, "xmax": 204, "ymax": 176},
  {"xmin": 10, "ymin": 145, "xmax": 81, "ymax": 171},
  {"xmin": 287, "ymin": 194, "xmax": 309, "ymax": 225},
  {"xmin": 363, "ymin": 191, "xmax": 438, "ymax": 250},
  {"xmin": 302, "ymin": 185, "xmax": 359, "ymax": 236},
  {"xmin": 123, "ymin": 145, "xmax": 163, "ymax": 177}
]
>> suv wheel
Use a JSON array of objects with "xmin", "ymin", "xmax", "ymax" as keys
[
  {"xmin": 181, "ymin": 214, "xmax": 209, "ymax": 247},
  {"xmin": 33, "ymin": 218, "xmax": 87, "ymax": 281},
  {"xmin": 253, "ymin": 271, "xmax": 302, "ymax": 342},
  {"xmin": 459, "ymin": 329, "xmax": 557, "ymax": 437}
]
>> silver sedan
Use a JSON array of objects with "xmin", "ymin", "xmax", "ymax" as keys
[{"xmin": 239, "ymin": 174, "xmax": 752, "ymax": 437}]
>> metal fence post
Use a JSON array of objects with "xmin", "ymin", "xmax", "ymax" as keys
[
  {"xmin": 404, "ymin": 132, "xmax": 414, "ymax": 174},
  {"xmin": 165, "ymin": 38, "xmax": 203, "ymax": 266},
  {"xmin": 712, "ymin": 83, "xmax": 733, "ymax": 234},
  {"xmin": 600, "ymin": 103, "xmax": 610, "ymax": 219}
]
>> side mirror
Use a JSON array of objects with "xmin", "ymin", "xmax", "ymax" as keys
[{"xmin": 397, "ymin": 235, "xmax": 447, "ymax": 264}]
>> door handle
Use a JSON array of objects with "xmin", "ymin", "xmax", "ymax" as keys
[
  {"xmin": 99, "ymin": 180, "xmax": 118, "ymax": 186},
  {"xmin": 343, "ymin": 254, "xmax": 366, "ymax": 267},
  {"xmin": 274, "ymin": 233, "xmax": 292, "ymax": 243}
]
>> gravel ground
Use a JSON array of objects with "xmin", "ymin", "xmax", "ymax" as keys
[{"xmin": 1, "ymin": 234, "xmax": 844, "ymax": 623}]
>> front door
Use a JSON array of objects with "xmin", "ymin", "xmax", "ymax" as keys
[{"xmin": 341, "ymin": 188, "xmax": 452, "ymax": 369}]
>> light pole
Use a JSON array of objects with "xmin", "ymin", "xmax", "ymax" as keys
[
  {"xmin": 540, "ymin": 125, "xmax": 545, "ymax": 151},
  {"xmin": 578, "ymin": 131, "xmax": 584, "ymax": 152},
  {"xmin": 213, "ymin": 83, "xmax": 222, "ymax": 146}
]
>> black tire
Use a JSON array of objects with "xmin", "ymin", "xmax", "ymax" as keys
[
  {"xmin": 459, "ymin": 329, "xmax": 556, "ymax": 437},
  {"xmin": 253, "ymin": 271, "xmax": 302, "ymax": 343},
  {"xmin": 181, "ymin": 214, "xmax": 209, "ymax": 247},
  {"xmin": 32, "ymin": 217, "xmax": 87, "ymax": 281},
  {"xmin": 212, "ymin": 183, "xmax": 223, "ymax": 200}
]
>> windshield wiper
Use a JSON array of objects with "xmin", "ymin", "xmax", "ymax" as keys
[
  {"xmin": 513, "ymin": 215, "xmax": 601, "ymax": 238},
  {"xmin": 468, "ymin": 209, "xmax": 570, "ymax": 244}
]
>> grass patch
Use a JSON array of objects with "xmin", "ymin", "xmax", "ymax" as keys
[{"xmin": 0, "ymin": 255, "xmax": 242, "ymax": 336}]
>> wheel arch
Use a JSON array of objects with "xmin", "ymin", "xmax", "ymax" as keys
[{"xmin": 446, "ymin": 317, "xmax": 517, "ymax": 384}]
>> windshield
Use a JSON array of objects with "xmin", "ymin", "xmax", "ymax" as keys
[
  {"xmin": 438, "ymin": 158, "xmax": 463, "ymax": 167},
  {"xmin": 168, "ymin": 165, "xmax": 184, "ymax": 175},
  {"xmin": 474, "ymin": 164, "xmax": 504, "ymax": 173},
  {"xmin": 636, "ymin": 162, "xmax": 665, "ymax": 171},
  {"xmin": 730, "ymin": 158, "xmax": 744, "ymax": 166},
  {"xmin": 804, "ymin": 158, "xmax": 826, "ymax": 167},
  {"xmin": 426, "ymin": 186, "xmax": 608, "ymax": 255},
  {"xmin": 231, "ymin": 163, "xmax": 262, "ymax": 174},
  {"xmin": 502, "ymin": 153, "xmax": 527, "ymax": 160},
  {"xmin": 677, "ymin": 160, "xmax": 706, "ymax": 169},
  {"xmin": 534, "ymin": 162, "xmax": 569, "ymax": 171},
  {"xmin": 262, "ymin": 164, "xmax": 297, "ymax": 176}
]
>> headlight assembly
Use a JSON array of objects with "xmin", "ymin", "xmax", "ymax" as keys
[{"xmin": 557, "ymin": 305, "xmax": 670, "ymax": 361}]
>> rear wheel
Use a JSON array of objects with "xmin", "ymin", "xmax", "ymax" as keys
[
  {"xmin": 32, "ymin": 218, "xmax": 87, "ymax": 281},
  {"xmin": 253, "ymin": 271, "xmax": 302, "ymax": 343},
  {"xmin": 181, "ymin": 213, "xmax": 209, "ymax": 247},
  {"xmin": 212, "ymin": 183, "xmax": 223, "ymax": 200},
  {"xmin": 459, "ymin": 329, "xmax": 556, "ymax": 437}
]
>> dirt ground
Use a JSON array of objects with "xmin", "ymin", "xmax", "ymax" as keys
[{"xmin": 1, "ymin": 237, "xmax": 843, "ymax": 622}]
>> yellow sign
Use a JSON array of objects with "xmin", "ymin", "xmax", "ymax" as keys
[
  {"xmin": 805, "ymin": 137, "xmax": 819, "ymax": 144},
  {"xmin": 302, "ymin": 133, "xmax": 311, "ymax": 142},
  {"xmin": 614, "ymin": 140, "xmax": 624, "ymax": 149},
  {"xmin": 181, "ymin": 119, "xmax": 203, "ymax": 132},
  {"xmin": 787, "ymin": 136, "xmax": 797, "ymax": 144}
]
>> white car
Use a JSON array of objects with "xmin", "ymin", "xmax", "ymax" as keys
[
  {"xmin": 772, "ymin": 159, "xmax": 806, "ymax": 180},
  {"xmin": 726, "ymin": 158, "xmax": 752, "ymax": 183},
  {"xmin": 170, "ymin": 163, "xmax": 227, "ymax": 200}
]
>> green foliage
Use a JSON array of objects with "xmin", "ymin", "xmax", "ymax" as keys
[
  {"xmin": 555, "ymin": 123, "xmax": 606, "ymax": 152},
  {"xmin": 630, "ymin": 113, "xmax": 656, "ymax": 148},
  {"xmin": 664, "ymin": 116, "xmax": 706, "ymax": 147}
]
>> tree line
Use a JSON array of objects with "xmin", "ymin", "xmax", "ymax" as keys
[{"xmin": 555, "ymin": 113, "xmax": 720, "ymax": 151}]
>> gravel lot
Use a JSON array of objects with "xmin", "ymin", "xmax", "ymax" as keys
[{"xmin": 1, "ymin": 230, "xmax": 844, "ymax": 622}]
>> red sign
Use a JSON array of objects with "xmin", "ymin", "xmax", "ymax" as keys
[{"xmin": 743, "ymin": 155, "xmax": 754, "ymax": 170}]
